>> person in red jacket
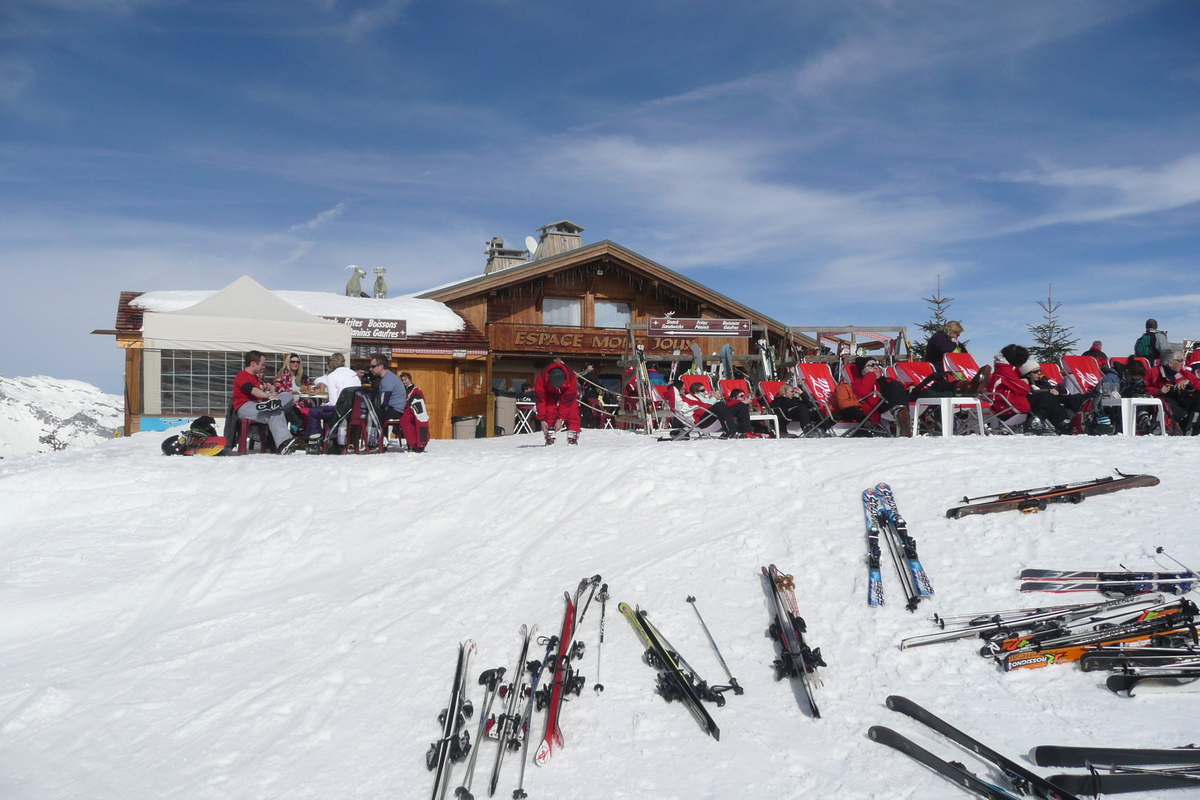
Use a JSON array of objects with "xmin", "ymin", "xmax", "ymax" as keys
[
  {"xmin": 1145, "ymin": 351, "xmax": 1200, "ymax": 434},
  {"xmin": 535, "ymin": 360, "xmax": 581, "ymax": 445},
  {"xmin": 986, "ymin": 345, "xmax": 1073, "ymax": 434}
]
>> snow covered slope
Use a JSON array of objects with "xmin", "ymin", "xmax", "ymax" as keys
[
  {"xmin": 0, "ymin": 375, "xmax": 123, "ymax": 459},
  {"xmin": 0, "ymin": 431, "xmax": 1194, "ymax": 799}
]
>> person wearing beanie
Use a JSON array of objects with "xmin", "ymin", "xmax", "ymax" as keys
[
  {"xmin": 534, "ymin": 359, "xmax": 582, "ymax": 445},
  {"xmin": 985, "ymin": 345, "xmax": 1075, "ymax": 434}
]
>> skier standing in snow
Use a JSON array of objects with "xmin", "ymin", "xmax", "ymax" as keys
[{"xmin": 534, "ymin": 360, "xmax": 581, "ymax": 445}]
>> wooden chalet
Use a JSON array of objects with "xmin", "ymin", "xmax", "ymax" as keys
[{"xmin": 418, "ymin": 221, "xmax": 792, "ymax": 407}]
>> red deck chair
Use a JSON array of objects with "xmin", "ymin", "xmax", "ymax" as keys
[
  {"xmin": 681, "ymin": 374, "xmax": 714, "ymax": 394},
  {"xmin": 1039, "ymin": 362, "xmax": 1065, "ymax": 389},
  {"xmin": 894, "ymin": 361, "xmax": 935, "ymax": 387},
  {"xmin": 717, "ymin": 379, "xmax": 778, "ymax": 437},
  {"xmin": 1109, "ymin": 356, "xmax": 1128, "ymax": 368},
  {"xmin": 1060, "ymin": 356, "xmax": 1103, "ymax": 394},
  {"xmin": 794, "ymin": 363, "xmax": 883, "ymax": 437},
  {"xmin": 942, "ymin": 352, "xmax": 980, "ymax": 382}
]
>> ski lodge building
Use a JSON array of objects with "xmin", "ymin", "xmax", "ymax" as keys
[{"xmin": 97, "ymin": 221, "xmax": 796, "ymax": 440}]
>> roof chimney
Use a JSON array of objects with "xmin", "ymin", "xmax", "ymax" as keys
[
  {"xmin": 532, "ymin": 221, "xmax": 584, "ymax": 260},
  {"xmin": 484, "ymin": 236, "xmax": 530, "ymax": 275}
]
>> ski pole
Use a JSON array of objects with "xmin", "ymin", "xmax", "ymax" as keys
[
  {"xmin": 455, "ymin": 667, "xmax": 504, "ymax": 800},
  {"xmin": 594, "ymin": 583, "xmax": 609, "ymax": 693},
  {"xmin": 686, "ymin": 595, "xmax": 743, "ymax": 695},
  {"xmin": 1156, "ymin": 546, "xmax": 1199, "ymax": 579},
  {"xmin": 576, "ymin": 574, "xmax": 602, "ymax": 626}
]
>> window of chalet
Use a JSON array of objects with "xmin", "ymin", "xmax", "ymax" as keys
[
  {"xmin": 594, "ymin": 300, "xmax": 632, "ymax": 329},
  {"xmin": 542, "ymin": 297, "xmax": 581, "ymax": 327}
]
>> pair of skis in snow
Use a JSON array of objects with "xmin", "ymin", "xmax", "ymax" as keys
[
  {"xmin": 1019, "ymin": 567, "xmax": 1197, "ymax": 596},
  {"xmin": 870, "ymin": 695, "xmax": 1085, "ymax": 800},
  {"xmin": 862, "ymin": 484, "xmax": 933, "ymax": 610},
  {"xmin": 1032, "ymin": 744, "xmax": 1200, "ymax": 795},
  {"xmin": 944, "ymin": 472, "xmax": 1160, "ymax": 518}
]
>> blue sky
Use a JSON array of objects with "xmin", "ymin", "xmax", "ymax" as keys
[{"xmin": 3, "ymin": 0, "xmax": 1199, "ymax": 393}]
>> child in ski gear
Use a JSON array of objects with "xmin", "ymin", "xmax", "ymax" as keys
[
  {"xmin": 397, "ymin": 372, "xmax": 430, "ymax": 452},
  {"xmin": 534, "ymin": 361, "xmax": 581, "ymax": 444},
  {"xmin": 233, "ymin": 350, "xmax": 298, "ymax": 453}
]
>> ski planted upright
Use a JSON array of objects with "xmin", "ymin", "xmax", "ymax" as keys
[
  {"xmin": 512, "ymin": 636, "xmax": 558, "ymax": 800},
  {"xmin": 486, "ymin": 625, "xmax": 535, "ymax": 796},
  {"xmin": 533, "ymin": 580, "xmax": 588, "ymax": 766},
  {"xmin": 454, "ymin": 666, "xmax": 505, "ymax": 800},
  {"xmin": 762, "ymin": 564, "xmax": 824, "ymax": 719},
  {"xmin": 619, "ymin": 602, "xmax": 720, "ymax": 740},
  {"xmin": 884, "ymin": 695, "xmax": 1084, "ymax": 800},
  {"xmin": 428, "ymin": 641, "xmax": 477, "ymax": 800},
  {"xmin": 861, "ymin": 489, "xmax": 885, "ymax": 607}
]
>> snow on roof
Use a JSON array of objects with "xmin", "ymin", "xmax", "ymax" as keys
[{"xmin": 132, "ymin": 288, "xmax": 465, "ymax": 335}]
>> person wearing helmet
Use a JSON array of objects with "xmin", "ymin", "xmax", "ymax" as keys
[{"xmin": 534, "ymin": 360, "xmax": 581, "ymax": 445}]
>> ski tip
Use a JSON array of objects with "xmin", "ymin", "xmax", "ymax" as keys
[{"xmin": 533, "ymin": 740, "xmax": 551, "ymax": 766}]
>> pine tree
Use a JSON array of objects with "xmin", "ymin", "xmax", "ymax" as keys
[
  {"xmin": 910, "ymin": 277, "xmax": 953, "ymax": 360},
  {"xmin": 1027, "ymin": 285, "xmax": 1078, "ymax": 362}
]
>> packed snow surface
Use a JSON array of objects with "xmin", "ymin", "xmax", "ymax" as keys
[
  {"xmin": 0, "ymin": 431, "xmax": 1195, "ymax": 799},
  {"xmin": 0, "ymin": 375, "xmax": 122, "ymax": 458},
  {"xmin": 132, "ymin": 290, "xmax": 466, "ymax": 334}
]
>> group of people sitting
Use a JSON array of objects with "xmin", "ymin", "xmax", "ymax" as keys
[
  {"xmin": 655, "ymin": 316, "xmax": 1200, "ymax": 439},
  {"xmin": 230, "ymin": 350, "xmax": 430, "ymax": 454}
]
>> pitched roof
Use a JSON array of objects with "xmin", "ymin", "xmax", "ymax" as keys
[{"xmin": 416, "ymin": 240, "xmax": 789, "ymax": 335}]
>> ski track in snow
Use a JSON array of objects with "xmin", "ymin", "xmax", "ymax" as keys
[{"xmin": 0, "ymin": 430, "xmax": 1194, "ymax": 799}]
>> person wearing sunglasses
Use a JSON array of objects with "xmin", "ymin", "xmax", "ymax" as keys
[
  {"xmin": 850, "ymin": 356, "xmax": 916, "ymax": 436},
  {"xmin": 274, "ymin": 353, "xmax": 308, "ymax": 395}
]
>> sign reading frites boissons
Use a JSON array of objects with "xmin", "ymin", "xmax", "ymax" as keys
[{"xmin": 323, "ymin": 317, "xmax": 407, "ymax": 340}]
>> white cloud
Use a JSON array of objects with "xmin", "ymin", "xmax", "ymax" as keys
[{"xmin": 289, "ymin": 202, "xmax": 346, "ymax": 232}]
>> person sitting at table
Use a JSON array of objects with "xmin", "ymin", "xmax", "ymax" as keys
[
  {"xmin": 305, "ymin": 353, "xmax": 362, "ymax": 452},
  {"xmin": 274, "ymin": 353, "xmax": 310, "ymax": 430},
  {"xmin": 369, "ymin": 353, "xmax": 407, "ymax": 429},
  {"xmin": 232, "ymin": 350, "xmax": 299, "ymax": 454}
]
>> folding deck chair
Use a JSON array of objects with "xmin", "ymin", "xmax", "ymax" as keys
[
  {"xmin": 657, "ymin": 383, "xmax": 724, "ymax": 441},
  {"xmin": 718, "ymin": 378, "xmax": 779, "ymax": 437},
  {"xmin": 794, "ymin": 363, "xmax": 884, "ymax": 437},
  {"xmin": 1061, "ymin": 355, "xmax": 1164, "ymax": 436}
]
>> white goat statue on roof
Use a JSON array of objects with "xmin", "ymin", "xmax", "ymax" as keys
[
  {"xmin": 345, "ymin": 265, "xmax": 368, "ymax": 297},
  {"xmin": 373, "ymin": 267, "xmax": 387, "ymax": 299}
]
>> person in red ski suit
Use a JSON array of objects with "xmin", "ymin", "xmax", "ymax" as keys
[{"xmin": 534, "ymin": 361, "xmax": 581, "ymax": 445}]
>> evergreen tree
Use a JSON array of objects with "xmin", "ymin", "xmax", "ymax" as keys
[
  {"xmin": 1027, "ymin": 285, "xmax": 1078, "ymax": 362},
  {"xmin": 910, "ymin": 277, "xmax": 953, "ymax": 360}
]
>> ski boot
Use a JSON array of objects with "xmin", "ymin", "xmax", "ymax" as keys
[
  {"xmin": 567, "ymin": 430, "xmax": 578, "ymax": 445},
  {"xmin": 543, "ymin": 427, "xmax": 556, "ymax": 445}
]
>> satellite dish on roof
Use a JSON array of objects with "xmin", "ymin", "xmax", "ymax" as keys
[{"xmin": 525, "ymin": 236, "xmax": 538, "ymax": 256}]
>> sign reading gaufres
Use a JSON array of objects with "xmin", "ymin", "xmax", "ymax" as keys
[
  {"xmin": 648, "ymin": 318, "xmax": 752, "ymax": 337},
  {"xmin": 323, "ymin": 317, "xmax": 407, "ymax": 340}
]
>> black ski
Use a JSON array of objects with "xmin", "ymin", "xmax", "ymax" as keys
[
  {"xmin": 428, "ymin": 641, "xmax": 476, "ymax": 800},
  {"xmin": 762, "ymin": 564, "xmax": 824, "ymax": 718},
  {"xmin": 1022, "ymin": 569, "xmax": 1196, "ymax": 582},
  {"xmin": 1031, "ymin": 744, "xmax": 1200, "ymax": 768},
  {"xmin": 1079, "ymin": 646, "xmax": 1200, "ymax": 672},
  {"xmin": 1107, "ymin": 670, "xmax": 1200, "ymax": 695},
  {"xmin": 1049, "ymin": 769, "xmax": 1200, "ymax": 795},
  {"xmin": 868, "ymin": 726, "xmax": 1022, "ymax": 799},
  {"xmin": 488, "ymin": 625, "xmax": 535, "ymax": 795},
  {"xmin": 946, "ymin": 473, "xmax": 1159, "ymax": 519},
  {"xmin": 619, "ymin": 602, "xmax": 720, "ymax": 740},
  {"xmin": 885, "ymin": 695, "xmax": 1083, "ymax": 800}
]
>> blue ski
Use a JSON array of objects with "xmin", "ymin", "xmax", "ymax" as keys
[
  {"xmin": 861, "ymin": 489, "xmax": 885, "ymax": 607},
  {"xmin": 875, "ymin": 483, "xmax": 934, "ymax": 597}
]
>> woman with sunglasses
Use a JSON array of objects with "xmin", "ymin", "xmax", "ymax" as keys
[
  {"xmin": 274, "ymin": 354, "xmax": 308, "ymax": 395},
  {"xmin": 851, "ymin": 356, "xmax": 916, "ymax": 436}
]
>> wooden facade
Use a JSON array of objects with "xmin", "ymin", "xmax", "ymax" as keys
[{"xmin": 419, "ymin": 240, "xmax": 792, "ymax": 408}]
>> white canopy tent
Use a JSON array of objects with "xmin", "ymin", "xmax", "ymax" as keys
[{"xmin": 141, "ymin": 276, "xmax": 351, "ymax": 355}]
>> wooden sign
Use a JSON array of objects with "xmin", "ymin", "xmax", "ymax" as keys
[
  {"xmin": 500, "ymin": 325, "xmax": 715, "ymax": 355},
  {"xmin": 649, "ymin": 318, "xmax": 751, "ymax": 337},
  {"xmin": 323, "ymin": 317, "xmax": 407, "ymax": 340}
]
